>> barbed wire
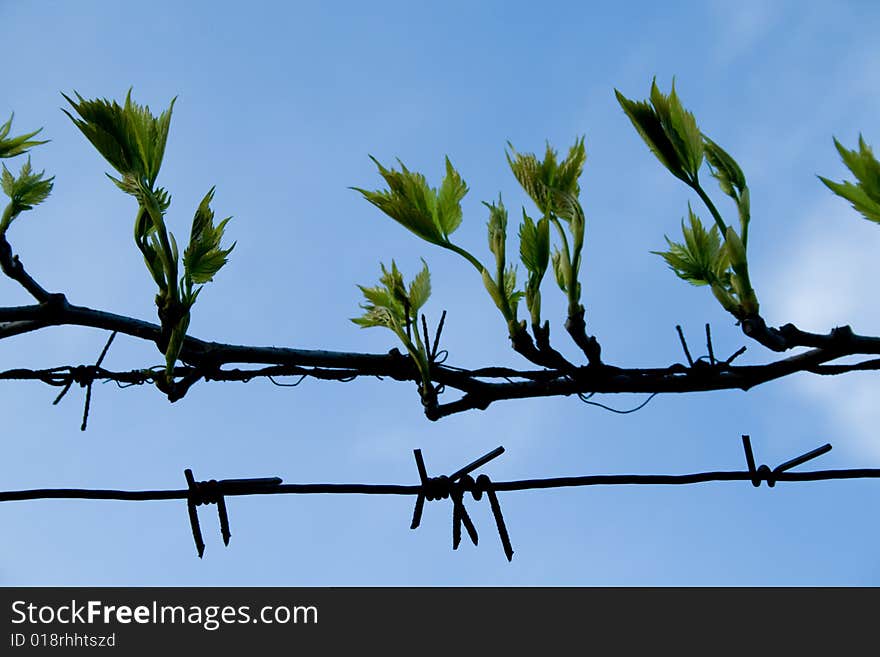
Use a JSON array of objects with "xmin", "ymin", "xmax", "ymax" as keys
[
  {"xmin": 4, "ymin": 241, "xmax": 880, "ymax": 562},
  {"xmin": 2, "ymin": 436, "xmax": 878, "ymax": 561},
  {"xmin": 5, "ymin": 319, "xmax": 880, "ymax": 429}
]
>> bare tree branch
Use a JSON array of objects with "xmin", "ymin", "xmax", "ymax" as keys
[{"xmin": 3, "ymin": 234, "xmax": 880, "ymax": 421}]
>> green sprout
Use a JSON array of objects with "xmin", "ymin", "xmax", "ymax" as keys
[
  {"xmin": 0, "ymin": 114, "xmax": 49, "ymax": 159},
  {"xmin": 654, "ymin": 205, "xmax": 742, "ymax": 316},
  {"xmin": 0, "ymin": 158, "xmax": 54, "ymax": 235},
  {"xmin": 616, "ymin": 79, "xmax": 758, "ymax": 318},
  {"xmin": 351, "ymin": 156, "xmax": 481, "ymax": 267},
  {"xmin": 506, "ymin": 138, "xmax": 586, "ymax": 328},
  {"xmin": 482, "ymin": 195, "xmax": 524, "ymax": 327},
  {"xmin": 63, "ymin": 90, "xmax": 234, "ymax": 383},
  {"xmin": 0, "ymin": 114, "xmax": 53, "ymax": 236},
  {"xmin": 518, "ymin": 207, "xmax": 550, "ymax": 330},
  {"xmin": 352, "ymin": 260, "xmax": 433, "ymax": 392},
  {"xmin": 615, "ymin": 79, "xmax": 703, "ymax": 185},
  {"xmin": 352, "ymin": 157, "xmax": 525, "ymax": 337},
  {"xmin": 353, "ymin": 141, "xmax": 596, "ymax": 365},
  {"xmin": 819, "ymin": 135, "xmax": 880, "ymax": 224}
]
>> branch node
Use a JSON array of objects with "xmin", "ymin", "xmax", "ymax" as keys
[
  {"xmin": 741, "ymin": 315, "xmax": 788, "ymax": 351},
  {"xmin": 724, "ymin": 345, "xmax": 747, "ymax": 365}
]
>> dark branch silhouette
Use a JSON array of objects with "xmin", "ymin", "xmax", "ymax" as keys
[{"xmin": 2, "ymin": 235, "xmax": 880, "ymax": 424}]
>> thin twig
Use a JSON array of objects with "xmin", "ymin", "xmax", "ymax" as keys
[
  {"xmin": 706, "ymin": 323, "xmax": 715, "ymax": 366},
  {"xmin": 676, "ymin": 325, "xmax": 694, "ymax": 367}
]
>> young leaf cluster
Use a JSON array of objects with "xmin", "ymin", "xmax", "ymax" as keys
[
  {"xmin": 351, "ymin": 157, "xmax": 471, "ymax": 257},
  {"xmin": 0, "ymin": 158, "xmax": 54, "ymax": 234},
  {"xmin": 353, "ymin": 156, "xmax": 524, "ymax": 334},
  {"xmin": 617, "ymin": 79, "xmax": 758, "ymax": 318},
  {"xmin": 61, "ymin": 90, "xmax": 173, "ymax": 195},
  {"xmin": 352, "ymin": 260, "xmax": 433, "ymax": 391},
  {"xmin": 354, "ymin": 134, "xmax": 599, "ymax": 371},
  {"xmin": 507, "ymin": 138, "xmax": 587, "ymax": 327},
  {"xmin": 518, "ymin": 208, "xmax": 550, "ymax": 328},
  {"xmin": 482, "ymin": 196, "xmax": 524, "ymax": 326},
  {"xmin": 615, "ymin": 80, "xmax": 703, "ymax": 185},
  {"xmin": 0, "ymin": 114, "xmax": 49, "ymax": 159},
  {"xmin": 64, "ymin": 90, "xmax": 234, "ymax": 380},
  {"xmin": 0, "ymin": 115, "xmax": 54, "ymax": 235},
  {"xmin": 819, "ymin": 136, "xmax": 880, "ymax": 224},
  {"xmin": 655, "ymin": 205, "xmax": 745, "ymax": 315}
]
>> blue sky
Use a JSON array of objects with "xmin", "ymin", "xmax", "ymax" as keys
[{"xmin": 1, "ymin": 0, "xmax": 879, "ymax": 585}]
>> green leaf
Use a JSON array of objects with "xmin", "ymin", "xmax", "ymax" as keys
[
  {"xmin": 548, "ymin": 187, "xmax": 585, "ymax": 247},
  {"xmin": 835, "ymin": 136, "xmax": 880, "ymax": 200},
  {"xmin": 353, "ymin": 260, "xmax": 431, "ymax": 329},
  {"xmin": 183, "ymin": 187, "xmax": 235, "ymax": 285},
  {"xmin": 350, "ymin": 309, "xmax": 392, "ymax": 329},
  {"xmin": 615, "ymin": 86, "xmax": 688, "ymax": 183},
  {"xmin": 137, "ymin": 183, "xmax": 172, "ymax": 237},
  {"xmin": 140, "ymin": 236, "xmax": 167, "ymax": 290},
  {"xmin": 353, "ymin": 156, "xmax": 467, "ymax": 247},
  {"xmin": 352, "ymin": 261, "xmax": 434, "ymax": 390},
  {"xmin": 0, "ymin": 114, "xmax": 50, "ymax": 159},
  {"xmin": 62, "ymin": 89, "xmax": 175, "ymax": 189},
  {"xmin": 484, "ymin": 195, "xmax": 508, "ymax": 262},
  {"xmin": 819, "ymin": 176, "xmax": 880, "ymax": 223},
  {"xmin": 654, "ymin": 204, "xmax": 758, "ymax": 317},
  {"xmin": 481, "ymin": 267, "xmax": 505, "ymax": 312},
  {"xmin": 555, "ymin": 137, "xmax": 587, "ymax": 196},
  {"xmin": 124, "ymin": 89, "xmax": 175, "ymax": 186},
  {"xmin": 737, "ymin": 186, "xmax": 751, "ymax": 246},
  {"xmin": 506, "ymin": 143, "xmax": 550, "ymax": 213},
  {"xmin": 551, "ymin": 248, "xmax": 567, "ymax": 292},
  {"xmin": 656, "ymin": 79, "xmax": 703, "ymax": 179},
  {"xmin": 436, "ymin": 156, "xmax": 468, "ymax": 237},
  {"xmin": 0, "ymin": 165, "xmax": 13, "ymax": 197},
  {"xmin": 703, "ymin": 135, "xmax": 750, "ymax": 245},
  {"xmin": 164, "ymin": 311, "xmax": 191, "ymax": 376},
  {"xmin": 654, "ymin": 205, "xmax": 726, "ymax": 286},
  {"xmin": 709, "ymin": 282, "xmax": 740, "ymax": 316},
  {"xmin": 380, "ymin": 260, "xmax": 409, "ymax": 309},
  {"xmin": 723, "ymin": 226, "xmax": 748, "ymax": 276},
  {"xmin": 0, "ymin": 157, "xmax": 54, "ymax": 231},
  {"xmin": 703, "ymin": 135, "xmax": 746, "ymax": 198},
  {"xmin": 519, "ymin": 210, "xmax": 550, "ymax": 277},
  {"xmin": 820, "ymin": 135, "xmax": 880, "ymax": 223},
  {"xmin": 504, "ymin": 265, "xmax": 524, "ymax": 308},
  {"xmin": 506, "ymin": 137, "xmax": 586, "ymax": 215},
  {"xmin": 359, "ymin": 284, "xmax": 395, "ymax": 310},
  {"xmin": 186, "ymin": 250, "xmax": 231, "ymax": 285},
  {"xmin": 520, "ymin": 209, "xmax": 550, "ymax": 325},
  {"xmin": 408, "ymin": 259, "xmax": 431, "ymax": 312}
]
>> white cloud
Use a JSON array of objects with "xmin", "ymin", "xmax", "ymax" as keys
[
  {"xmin": 768, "ymin": 197, "xmax": 880, "ymax": 330},
  {"xmin": 709, "ymin": 0, "xmax": 785, "ymax": 66},
  {"xmin": 766, "ymin": 196, "xmax": 880, "ymax": 459}
]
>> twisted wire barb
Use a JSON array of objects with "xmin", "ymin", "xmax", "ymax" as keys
[{"xmin": 1, "ymin": 437, "xmax": 878, "ymax": 560}]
